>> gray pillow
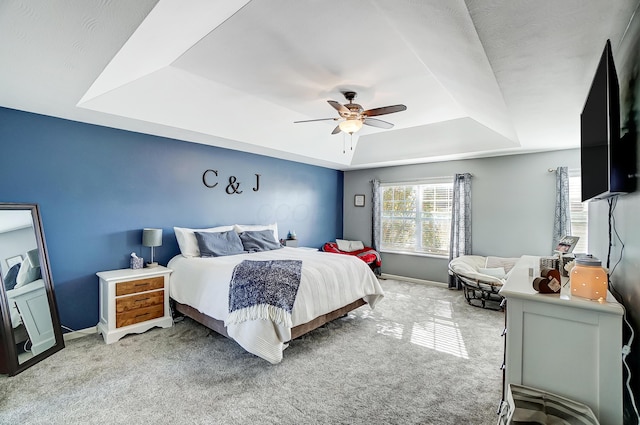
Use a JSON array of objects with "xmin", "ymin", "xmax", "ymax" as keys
[
  {"xmin": 195, "ymin": 231, "xmax": 245, "ymax": 257},
  {"xmin": 239, "ymin": 230, "xmax": 282, "ymax": 252}
]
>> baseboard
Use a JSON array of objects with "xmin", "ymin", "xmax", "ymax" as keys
[
  {"xmin": 380, "ymin": 273, "xmax": 447, "ymax": 288},
  {"xmin": 63, "ymin": 326, "xmax": 98, "ymax": 341}
]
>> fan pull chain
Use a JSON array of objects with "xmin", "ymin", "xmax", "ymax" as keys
[{"xmin": 343, "ymin": 135, "xmax": 346, "ymax": 154}]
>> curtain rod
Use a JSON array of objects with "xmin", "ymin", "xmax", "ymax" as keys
[{"xmin": 371, "ymin": 173, "xmax": 473, "ymax": 185}]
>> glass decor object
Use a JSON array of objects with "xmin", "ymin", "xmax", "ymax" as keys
[{"xmin": 570, "ymin": 256, "xmax": 608, "ymax": 301}]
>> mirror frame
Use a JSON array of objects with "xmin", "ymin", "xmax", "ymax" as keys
[{"xmin": 0, "ymin": 203, "xmax": 64, "ymax": 375}]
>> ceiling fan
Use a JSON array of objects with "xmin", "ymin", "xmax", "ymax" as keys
[{"xmin": 294, "ymin": 91, "xmax": 407, "ymax": 135}]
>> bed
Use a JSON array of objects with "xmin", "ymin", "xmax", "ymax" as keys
[{"xmin": 168, "ymin": 224, "xmax": 384, "ymax": 364}]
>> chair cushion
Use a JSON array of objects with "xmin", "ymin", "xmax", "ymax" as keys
[{"xmin": 449, "ymin": 255, "xmax": 512, "ymax": 286}]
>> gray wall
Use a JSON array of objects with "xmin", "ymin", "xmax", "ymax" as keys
[
  {"xmin": 343, "ymin": 149, "xmax": 579, "ymax": 283},
  {"xmin": 588, "ymin": 10, "xmax": 640, "ymax": 422}
]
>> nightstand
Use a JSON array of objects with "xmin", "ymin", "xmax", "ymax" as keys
[
  {"xmin": 284, "ymin": 239, "xmax": 298, "ymax": 247},
  {"xmin": 96, "ymin": 266, "xmax": 173, "ymax": 344}
]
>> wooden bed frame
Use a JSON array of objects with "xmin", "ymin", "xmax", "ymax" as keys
[{"xmin": 173, "ymin": 298, "xmax": 366, "ymax": 341}]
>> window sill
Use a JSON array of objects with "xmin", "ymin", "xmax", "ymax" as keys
[{"xmin": 380, "ymin": 250, "xmax": 448, "ymax": 260}]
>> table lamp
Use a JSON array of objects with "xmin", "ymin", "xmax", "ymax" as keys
[{"xmin": 142, "ymin": 228, "xmax": 162, "ymax": 267}]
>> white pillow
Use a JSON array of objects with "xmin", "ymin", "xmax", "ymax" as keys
[
  {"xmin": 233, "ymin": 223, "xmax": 279, "ymax": 243},
  {"xmin": 478, "ymin": 267, "xmax": 506, "ymax": 279},
  {"xmin": 336, "ymin": 239, "xmax": 365, "ymax": 252},
  {"xmin": 174, "ymin": 226, "xmax": 234, "ymax": 257},
  {"xmin": 14, "ymin": 256, "xmax": 39, "ymax": 288}
]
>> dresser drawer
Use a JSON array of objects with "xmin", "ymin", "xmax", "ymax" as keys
[
  {"xmin": 116, "ymin": 304, "xmax": 164, "ymax": 328},
  {"xmin": 116, "ymin": 276, "xmax": 164, "ymax": 296},
  {"xmin": 116, "ymin": 290, "xmax": 164, "ymax": 313}
]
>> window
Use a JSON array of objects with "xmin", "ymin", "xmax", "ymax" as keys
[
  {"xmin": 380, "ymin": 178, "xmax": 453, "ymax": 256},
  {"xmin": 569, "ymin": 169, "xmax": 588, "ymax": 253}
]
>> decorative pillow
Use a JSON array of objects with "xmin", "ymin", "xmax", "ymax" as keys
[
  {"xmin": 336, "ymin": 239, "xmax": 365, "ymax": 252},
  {"xmin": 195, "ymin": 231, "xmax": 245, "ymax": 257},
  {"xmin": 174, "ymin": 225, "xmax": 234, "ymax": 257},
  {"xmin": 239, "ymin": 230, "xmax": 282, "ymax": 252},
  {"xmin": 3, "ymin": 263, "xmax": 21, "ymax": 290},
  {"xmin": 234, "ymin": 223, "xmax": 278, "ymax": 244},
  {"xmin": 14, "ymin": 255, "xmax": 40, "ymax": 288},
  {"xmin": 478, "ymin": 267, "xmax": 506, "ymax": 279}
]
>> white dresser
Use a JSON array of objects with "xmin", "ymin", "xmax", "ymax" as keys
[{"xmin": 499, "ymin": 255, "xmax": 623, "ymax": 425}]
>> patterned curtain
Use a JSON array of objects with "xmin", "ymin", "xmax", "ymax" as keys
[
  {"xmin": 448, "ymin": 173, "xmax": 472, "ymax": 289},
  {"xmin": 371, "ymin": 179, "xmax": 381, "ymax": 276},
  {"xmin": 553, "ymin": 166, "xmax": 571, "ymax": 251}
]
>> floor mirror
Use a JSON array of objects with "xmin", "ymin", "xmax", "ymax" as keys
[{"xmin": 0, "ymin": 203, "xmax": 64, "ymax": 375}]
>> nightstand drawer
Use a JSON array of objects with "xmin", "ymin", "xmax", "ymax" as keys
[
  {"xmin": 116, "ymin": 304, "xmax": 164, "ymax": 328},
  {"xmin": 116, "ymin": 276, "xmax": 164, "ymax": 296},
  {"xmin": 116, "ymin": 290, "xmax": 164, "ymax": 313}
]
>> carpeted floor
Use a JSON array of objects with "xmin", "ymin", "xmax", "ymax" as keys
[{"xmin": 0, "ymin": 279, "xmax": 504, "ymax": 424}]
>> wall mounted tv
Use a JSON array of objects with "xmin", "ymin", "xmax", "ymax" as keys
[{"xmin": 580, "ymin": 39, "xmax": 636, "ymax": 202}]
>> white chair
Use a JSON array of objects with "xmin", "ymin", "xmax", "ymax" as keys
[{"xmin": 448, "ymin": 255, "xmax": 518, "ymax": 310}]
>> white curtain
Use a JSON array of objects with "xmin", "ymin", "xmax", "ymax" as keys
[
  {"xmin": 371, "ymin": 179, "xmax": 381, "ymax": 275},
  {"xmin": 448, "ymin": 173, "xmax": 472, "ymax": 289},
  {"xmin": 553, "ymin": 166, "xmax": 571, "ymax": 251}
]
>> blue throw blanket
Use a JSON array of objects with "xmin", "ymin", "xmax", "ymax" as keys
[{"xmin": 225, "ymin": 260, "xmax": 302, "ymax": 328}]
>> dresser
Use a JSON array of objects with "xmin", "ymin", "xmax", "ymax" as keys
[
  {"xmin": 97, "ymin": 266, "xmax": 173, "ymax": 344},
  {"xmin": 499, "ymin": 255, "xmax": 623, "ymax": 425}
]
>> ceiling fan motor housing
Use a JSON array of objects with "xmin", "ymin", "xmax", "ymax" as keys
[{"xmin": 346, "ymin": 104, "xmax": 363, "ymax": 115}]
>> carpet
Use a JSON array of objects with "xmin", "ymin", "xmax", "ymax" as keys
[{"xmin": 0, "ymin": 279, "xmax": 504, "ymax": 424}]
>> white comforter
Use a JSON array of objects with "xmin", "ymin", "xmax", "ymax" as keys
[{"xmin": 168, "ymin": 247, "xmax": 384, "ymax": 363}]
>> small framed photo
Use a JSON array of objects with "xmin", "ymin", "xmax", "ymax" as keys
[
  {"xmin": 354, "ymin": 194, "xmax": 365, "ymax": 207},
  {"xmin": 6, "ymin": 255, "xmax": 23, "ymax": 269},
  {"xmin": 555, "ymin": 235, "xmax": 580, "ymax": 253}
]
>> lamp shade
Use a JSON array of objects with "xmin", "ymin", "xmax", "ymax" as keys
[
  {"xmin": 142, "ymin": 228, "xmax": 162, "ymax": 247},
  {"xmin": 338, "ymin": 118, "xmax": 363, "ymax": 134}
]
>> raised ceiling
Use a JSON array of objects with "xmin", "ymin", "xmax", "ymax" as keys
[{"xmin": 0, "ymin": 0, "xmax": 638, "ymax": 170}]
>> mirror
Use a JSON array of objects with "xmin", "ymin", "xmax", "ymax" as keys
[{"xmin": 0, "ymin": 203, "xmax": 64, "ymax": 375}]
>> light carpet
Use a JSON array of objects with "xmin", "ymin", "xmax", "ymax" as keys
[{"xmin": 0, "ymin": 279, "xmax": 504, "ymax": 424}]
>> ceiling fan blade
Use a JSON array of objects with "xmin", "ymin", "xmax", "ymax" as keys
[
  {"xmin": 362, "ymin": 104, "xmax": 407, "ymax": 117},
  {"xmin": 363, "ymin": 117, "xmax": 394, "ymax": 129},
  {"xmin": 331, "ymin": 125, "xmax": 342, "ymax": 135},
  {"xmin": 294, "ymin": 118, "xmax": 338, "ymax": 123},
  {"xmin": 328, "ymin": 100, "xmax": 350, "ymax": 116}
]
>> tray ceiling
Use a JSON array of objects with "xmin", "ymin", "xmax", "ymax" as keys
[{"xmin": 0, "ymin": 0, "xmax": 638, "ymax": 170}]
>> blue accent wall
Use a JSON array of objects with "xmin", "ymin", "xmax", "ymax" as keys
[{"xmin": 0, "ymin": 107, "xmax": 343, "ymax": 330}]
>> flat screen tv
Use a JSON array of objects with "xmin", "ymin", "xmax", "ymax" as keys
[{"xmin": 580, "ymin": 39, "xmax": 636, "ymax": 201}]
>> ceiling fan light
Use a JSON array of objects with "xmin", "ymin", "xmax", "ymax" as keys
[{"xmin": 338, "ymin": 118, "xmax": 363, "ymax": 134}]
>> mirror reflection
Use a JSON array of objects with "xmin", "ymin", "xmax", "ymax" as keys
[{"xmin": 0, "ymin": 206, "xmax": 59, "ymax": 369}]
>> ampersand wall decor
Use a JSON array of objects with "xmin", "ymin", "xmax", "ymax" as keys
[
  {"xmin": 202, "ymin": 170, "xmax": 261, "ymax": 195},
  {"xmin": 226, "ymin": 176, "xmax": 243, "ymax": 194}
]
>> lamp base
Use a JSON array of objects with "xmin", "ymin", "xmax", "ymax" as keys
[{"xmin": 146, "ymin": 262, "xmax": 159, "ymax": 268}]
